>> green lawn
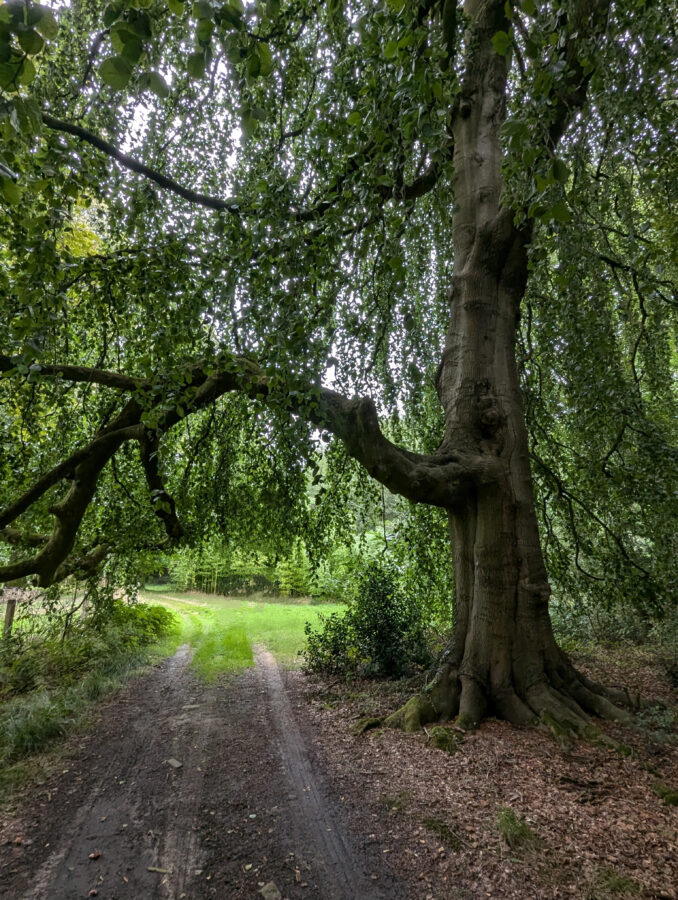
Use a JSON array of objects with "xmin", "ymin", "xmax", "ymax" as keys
[{"xmin": 139, "ymin": 589, "xmax": 343, "ymax": 679}]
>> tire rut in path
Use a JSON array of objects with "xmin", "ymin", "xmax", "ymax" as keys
[{"xmin": 253, "ymin": 645, "xmax": 392, "ymax": 900}]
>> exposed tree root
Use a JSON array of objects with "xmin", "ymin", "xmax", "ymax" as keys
[
  {"xmin": 385, "ymin": 655, "xmax": 639, "ymax": 748},
  {"xmin": 384, "ymin": 695, "xmax": 436, "ymax": 733}
]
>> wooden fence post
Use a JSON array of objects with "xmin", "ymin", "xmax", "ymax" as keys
[{"xmin": 3, "ymin": 588, "xmax": 17, "ymax": 638}]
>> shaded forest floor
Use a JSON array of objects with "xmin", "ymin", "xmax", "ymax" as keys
[
  {"xmin": 303, "ymin": 646, "xmax": 678, "ymax": 899},
  {"xmin": 0, "ymin": 639, "xmax": 676, "ymax": 899}
]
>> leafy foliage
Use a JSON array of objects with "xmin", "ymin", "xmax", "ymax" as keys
[
  {"xmin": 0, "ymin": 600, "xmax": 177, "ymax": 697},
  {"xmin": 302, "ymin": 563, "xmax": 431, "ymax": 677},
  {"xmin": 0, "ymin": 0, "xmax": 675, "ymax": 650}
]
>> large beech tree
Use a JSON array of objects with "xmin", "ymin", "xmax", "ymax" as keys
[{"xmin": 0, "ymin": 0, "xmax": 676, "ymax": 730}]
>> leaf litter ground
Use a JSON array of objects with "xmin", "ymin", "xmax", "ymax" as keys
[{"xmin": 300, "ymin": 646, "xmax": 677, "ymax": 899}]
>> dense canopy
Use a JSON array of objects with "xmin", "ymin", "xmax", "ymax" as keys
[{"xmin": 0, "ymin": 0, "xmax": 676, "ymax": 725}]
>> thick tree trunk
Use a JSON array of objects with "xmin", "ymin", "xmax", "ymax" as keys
[{"xmin": 388, "ymin": 0, "xmax": 634, "ymax": 736}]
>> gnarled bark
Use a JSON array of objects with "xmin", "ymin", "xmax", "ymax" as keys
[{"xmin": 387, "ymin": 0, "xmax": 627, "ymax": 735}]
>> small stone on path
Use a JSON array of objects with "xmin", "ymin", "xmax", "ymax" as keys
[{"xmin": 258, "ymin": 881, "xmax": 282, "ymax": 900}]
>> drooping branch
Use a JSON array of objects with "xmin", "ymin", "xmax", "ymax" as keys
[
  {"xmin": 296, "ymin": 155, "xmax": 446, "ymax": 223},
  {"xmin": 545, "ymin": 0, "xmax": 612, "ymax": 149},
  {"xmin": 0, "ymin": 423, "xmax": 141, "ymax": 586},
  {"xmin": 138, "ymin": 432, "xmax": 184, "ymax": 542},
  {"xmin": 41, "ymin": 115, "xmax": 446, "ymax": 226},
  {"xmin": 52, "ymin": 541, "xmax": 112, "ymax": 584},
  {"xmin": 0, "ymin": 353, "xmax": 142, "ymax": 391},
  {"xmin": 1, "ymin": 353, "xmax": 495, "ymax": 585},
  {"xmin": 0, "ymin": 398, "xmax": 144, "ymax": 530},
  {"xmin": 42, "ymin": 114, "xmax": 242, "ymax": 213}
]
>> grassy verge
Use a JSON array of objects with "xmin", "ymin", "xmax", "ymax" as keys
[{"xmin": 0, "ymin": 602, "xmax": 181, "ymax": 801}]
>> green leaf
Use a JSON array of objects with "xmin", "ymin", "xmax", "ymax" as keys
[
  {"xmin": 347, "ymin": 110, "xmax": 362, "ymax": 126},
  {"xmin": 168, "ymin": 0, "xmax": 185, "ymax": 14},
  {"xmin": 491, "ymin": 30, "xmax": 511, "ymax": 56},
  {"xmin": 103, "ymin": 1, "xmax": 125, "ymax": 27},
  {"xmin": 521, "ymin": 0, "xmax": 536, "ymax": 14},
  {"xmin": 384, "ymin": 40, "xmax": 398, "ymax": 59},
  {"xmin": 33, "ymin": 7, "xmax": 58, "ymax": 40},
  {"xmin": 192, "ymin": 1, "xmax": 212, "ymax": 16},
  {"xmin": 240, "ymin": 107, "xmax": 258, "ymax": 139},
  {"xmin": 17, "ymin": 56, "xmax": 35, "ymax": 85},
  {"xmin": 99, "ymin": 55, "xmax": 133, "ymax": 89},
  {"xmin": 0, "ymin": 62, "xmax": 19, "ymax": 91},
  {"xmin": 17, "ymin": 29, "xmax": 44, "ymax": 55},
  {"xmin": 128, "ymin": 11, "xmax": 153, "ymax": 38},
  {"xmin": 196, "ymin": 18, "xmax": 214, "ymax": 42},
  {"xmin": 13, "ymin": 97, "xmax": 41, "ymax": 134},
  {"xmin": 111, "ymin": 24, "xmax": 145, "ymax": 62},
  {"xmin": 246, "ymin": 47, "xmax": 261, "ymax": 76},
  {"xmin": 256, "ymin": 42, "xmax": 273, "ymax": 76},
  {"xmin": 187, "ymin": 51, "xmax": 206, "ymax": 79},
  {"xmin": 219, "ymin": 4, "xmax": 243, "ymax": 28},
  {"xmin": 503, "ymin": 120, "xmax": 529, "ymax": 142},
  {"xmin": 147, "ymin": 70, "xmax": 170, "ymax": 98},
  {"xmin": 551, "ymin": 158, "xmax": 570, "ymax": 184},
  {"xmin": 524, "ymin": 38, "xmax": 539, "ymax": 58},
  {"xmin": 0, "ymin": 174, "xmax": 21, "ymax": 204},
  {"xmin": 120, "ymin": 36, "xmax": 144, "ymax": 63},
  {"xmin": 549, "ymin": 201, "xmax": 571, "ymax": 223}
]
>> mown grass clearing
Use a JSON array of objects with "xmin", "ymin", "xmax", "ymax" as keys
[{"xmin": 139, "ymin": 589, "xmax": 343, "ymax": 677}]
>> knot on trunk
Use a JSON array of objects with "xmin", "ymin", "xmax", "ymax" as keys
[{"xmin": 475, "ymin": 382, "xmax": 505, "ymax": 446}]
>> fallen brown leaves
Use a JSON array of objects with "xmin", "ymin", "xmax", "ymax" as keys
[{"xmin": 295, "ymin": 647, "xmax": 678, "ymax": 900}]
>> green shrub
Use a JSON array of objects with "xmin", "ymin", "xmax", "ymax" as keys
[
  {"xmin": 0, "ymin": 601, "xmax": 178, "ymax": 698},
  {"xmin": 107, "ymin": 601, "xmax": 178, "ymax": 645},
  {"xmin": 302, "ymin": 563, "xmax": 431, "ymax": 677},
  {"xmin": 0, "ymin": 601, "xmax": 179, "ymax": 766},
  {"xmin": 0, "ymin": 691, "xmax": 68, "ymax": 762},
  {"xmin": 303, "ymin": 610, "xmax": 356, "ymax": 674}
]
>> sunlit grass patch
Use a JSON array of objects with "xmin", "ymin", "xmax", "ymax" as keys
[
  {"xmin": 191, "ymin": 622, "xmax": 254, "ymax": 680},
  {"xmin": 142, "ymin": 590, "xmax": 343, "ymax": 671}
]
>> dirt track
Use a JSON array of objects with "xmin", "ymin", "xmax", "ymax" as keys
[{"xmin": 0, "ymin": 646, "xmax": 403, "ymax": 899}]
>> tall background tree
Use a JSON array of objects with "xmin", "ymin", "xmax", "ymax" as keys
[{"xmin": 0, "ymin": 0, "xmax": 676, "ymax": 728}]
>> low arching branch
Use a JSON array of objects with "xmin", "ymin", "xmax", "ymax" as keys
[{"xmin": 0, "ymin": 353, "xmax": 495, "ymax": 585}]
